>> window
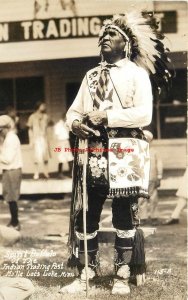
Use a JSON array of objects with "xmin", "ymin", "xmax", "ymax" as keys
[
  {"xmin": 0, "ymin": 76, "xmax": 44, "ymax": 144},
  {"xmin": 0, "ymin": 79, "xmax": 14, "ymax": 110},
  {"xmin": 66, "ymin": 82, "xmax": 80, "ymax": 109},
  {"xmin": 66, "ymin": 82, "xmax": 80, "ymax": 149},
  {"xmin": 151, "ymin": 69, "xmax": 187, "ymax": 139}
]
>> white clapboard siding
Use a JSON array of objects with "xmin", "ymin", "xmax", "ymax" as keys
[
  {"xmin": 0, "ymin": 0, "xmax": 34, "ymax": 21},
  {"xmin": 76, "ymin": 0, "xmax": 154, "ymax": 16},
  {"xmin": 0, "ymin": 0, "xmax": 154, "ymax": 21},
  {"xmin": 0, "ymin": 1, "xmax": 186, "ymax": 61},
  {"xmin": 0, "ymin": 38, "xmax": 99, "ymax": 63}
]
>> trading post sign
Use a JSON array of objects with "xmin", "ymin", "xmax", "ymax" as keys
[{"xmin": 0, "ymin": 11, "xmax": 177, "ymax": 43}]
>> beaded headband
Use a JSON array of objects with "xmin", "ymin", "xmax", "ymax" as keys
[{"xmin": 100, "ymin": 24, "xmax": 130, "ymax": 42}]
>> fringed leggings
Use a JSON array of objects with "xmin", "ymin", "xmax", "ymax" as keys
[{"xmin": 74, "ymin": 187, "xmax": 145, "ymax": 276}]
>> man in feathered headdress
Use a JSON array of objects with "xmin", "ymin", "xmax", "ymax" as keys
[{"xmin": 60, "ymin": 11, "xmax": 172, "ymax": 295}]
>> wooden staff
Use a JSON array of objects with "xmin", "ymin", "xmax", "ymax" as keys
[{"xmin": 82, "ymin": 138, "xmax": 89, "ymax": 297}]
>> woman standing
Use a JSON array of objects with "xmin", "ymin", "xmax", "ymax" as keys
[{"xmin": 27, "ymin": 102, "xmax": 50, "ymax": 180}]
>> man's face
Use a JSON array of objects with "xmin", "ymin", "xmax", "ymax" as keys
[{"xmin": 100, "ymin": 28, "xmax": 126, "ymax": 57}]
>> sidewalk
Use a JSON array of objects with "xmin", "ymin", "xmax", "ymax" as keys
[
  {"xmin": 0, "ymin": 174, "xmax": 72, "ymax": 195},
  {"xmin": 0, "ymin": 171, "xmax": 183, "ymax": 195}
]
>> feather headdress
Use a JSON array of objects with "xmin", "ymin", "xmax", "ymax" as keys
[{"xmin": 99, "ymin": 11, "xmax": 175, "ymax": 94}]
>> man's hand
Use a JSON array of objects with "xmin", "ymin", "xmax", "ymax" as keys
[
  {"xmin": 72, "ymin": 120, "xmax": 97, "ymax": 139},
  {"xmin": 86, "ymin": 111, "xmax": 107, "ymax": 127}
]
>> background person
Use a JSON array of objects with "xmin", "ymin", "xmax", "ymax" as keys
[
  {"xmin": 27, "ymin": 101, "xmax": 50, "ymax": 180},
  {"xmin": 5, "ymin": 106, "xmax": 19, "ymax": 134},
  {"xmin": 0, "ymin": 115, "xmax": 22, "ymax": 231},
  {"xmin": 54, "ymin": 114, "xmax": 73, "ymax": 178},
  {"xmin": 139, "ymin": 130, "xmax": 163, "ymax": 226},
  {"xmin": 162, "ymin": 168, "xmax": 187, "ymax": 225}
]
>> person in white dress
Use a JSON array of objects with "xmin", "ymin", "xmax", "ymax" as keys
[
  {"xmin": 54, "ymin": 115, "xmax": 73, "ymax": 178},
  {"xmin": 162, "ymin": 168, "xmax": 187, "ymax": 225}
]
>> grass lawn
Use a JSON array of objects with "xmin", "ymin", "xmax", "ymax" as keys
[{"xmin": 0, "ymin": 222, "xmax": 186, "ymax": 300}]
